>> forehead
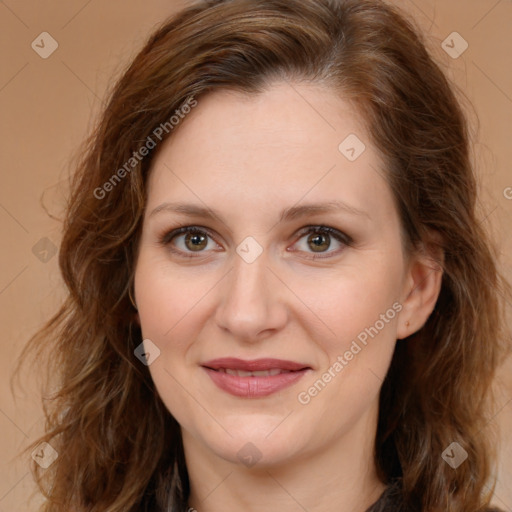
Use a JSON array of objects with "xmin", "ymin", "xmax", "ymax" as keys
[{"xmin": 146, "ymin": 82, "xmax": 395, "ymax": 223}]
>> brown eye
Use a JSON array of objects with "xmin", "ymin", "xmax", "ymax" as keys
[
  {"xmin": 291, "ymin": 225, "xmax": 352, "ymax": 259},
  {"xmin": 307, "ymin": 233, "xmax": 331, "ymax": 252},
  {"xmin": 161, "ymin": 226, "xmax": 219, "ymax": 256},
  {"xmin": 184, "ymin": 232, "xmax": 208, "ymax": 251}
]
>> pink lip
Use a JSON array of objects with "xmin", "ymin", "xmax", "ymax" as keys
[
  {"xmin": 201, "ymin": 358, "xmax": 311, "ymax": 398},
  {"xmin": 202, "ymin": 357, "xmax": 309, "ymax": 372}
]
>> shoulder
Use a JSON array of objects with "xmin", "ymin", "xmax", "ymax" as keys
[{"xmin": 366, "ymin": 479, "xmax": 505, "ymax": 512}]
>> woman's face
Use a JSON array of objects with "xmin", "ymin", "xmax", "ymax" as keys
[{"xmin": 134, "ymin": 82, "xmax": 415, "ymax": 469}]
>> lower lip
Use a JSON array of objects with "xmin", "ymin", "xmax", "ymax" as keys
[{"xmin": 203, "ymin": 367, "xmax": 309, "ymax": 398}]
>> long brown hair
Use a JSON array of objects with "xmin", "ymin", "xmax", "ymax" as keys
[{"xmin": 13, "ymin": 0, "xmax": 511, "ymax": 510}]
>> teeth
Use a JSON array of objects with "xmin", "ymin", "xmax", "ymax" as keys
[
  {"xmin": 253, "ymin": 369, "xmax": 278, "ymax": 377},
  {"xmin": 221, "ymin": 368, "xmax": 290, "ymax": 377}
]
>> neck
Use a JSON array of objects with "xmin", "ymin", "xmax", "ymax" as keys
[{"xmin": 183, "ymin": 402, "xmax": 387, "ymax": 512}]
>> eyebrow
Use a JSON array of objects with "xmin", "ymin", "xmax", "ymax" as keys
[{"xmin": 149, "ymin": 200, "xmax": 370, "ymax": 223}]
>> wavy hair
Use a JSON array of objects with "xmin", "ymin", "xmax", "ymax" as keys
[{"xmin": 14, "ymin": 0, "xmax": 511, "ymax": 510}]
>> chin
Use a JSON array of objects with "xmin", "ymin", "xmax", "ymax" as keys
[
  {"xmin": 217, "ymin": 439, "xmax": 300, "ymax": 470},
  {"xmin": 195, "ymin": 419, "xmax": 309, "ymax": 469}
]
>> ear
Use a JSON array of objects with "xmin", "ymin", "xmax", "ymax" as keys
[{"xmin": 396, "ymin": 234, "xmax": 444, "ymax": 340}]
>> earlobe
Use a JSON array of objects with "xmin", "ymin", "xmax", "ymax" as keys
[{"xmin": 397, "ymin": 241, "xmax": 444, "ymax": 340}]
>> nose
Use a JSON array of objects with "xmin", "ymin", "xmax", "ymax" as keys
[{"xmin": 214, "ymin": 251, "xmax": 288, "ymax": 343}]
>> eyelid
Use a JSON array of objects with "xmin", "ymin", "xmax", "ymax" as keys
[
  {"xmin": 159, "ymin": 225, "xmax": 223, "ymax": 257},
  {"xmin": 289, "ymin": 225, "xmax": 353, "ymax": 259},
  {"xmin": 159, "ymin": 225, "xmax": 219, "ymax": 245},
  {"xmin": 294, "ymin": 225, "xmax": 352, "ymax": 245}
]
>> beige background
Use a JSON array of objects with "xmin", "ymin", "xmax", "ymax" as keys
[{"xmin": 1, "ymin": 0, "xmax": 511, "ymax": 510}]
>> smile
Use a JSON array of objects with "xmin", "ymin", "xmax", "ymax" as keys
[{"xmin": 201, "ymin": 358, "xmax": 311, "ymax": 398}]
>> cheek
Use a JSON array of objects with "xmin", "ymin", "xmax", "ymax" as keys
[
  {"xmin": 134, "ymin": 259, "xmax": 207, "ymax": 426},
  {"xmin": 296, "ymin": 263, "xmax": 402, "ymax": 350},
  {"xmin": 134, "ymin": 258, "xmax": 219, "ymax": 342},
  {"xmin": 292, "ymin": 262, "xmax": 403, "ymax": 411},
  {"xmin": 294, "ymin": 272, "xmax": 401, "ymax": 421}
]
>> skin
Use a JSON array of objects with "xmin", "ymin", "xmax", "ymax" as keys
[{"xmin": 133, "ymin": 81, "xmax": 443, "ymax": 512}]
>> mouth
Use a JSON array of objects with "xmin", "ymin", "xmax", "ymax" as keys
[
  {"xmin": 215, "ymin": 368, "xmax": 292, "ymax": 377},
  {"xmin": 201, "ymin": 358, "xmax": 311, "ymax": 398}
]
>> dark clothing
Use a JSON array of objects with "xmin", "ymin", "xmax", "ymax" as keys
[
  {"xmin": 365, "ymin": 478, "xmax": 504, "ymax": 512},
  {"xmin": 365, "ymin": 479, "xmax": 405, "ymax": 511}
]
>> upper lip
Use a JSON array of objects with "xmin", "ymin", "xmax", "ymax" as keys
[{"xmin": 201, "ymin": 357, "xmax": 310, "ymax": 372}]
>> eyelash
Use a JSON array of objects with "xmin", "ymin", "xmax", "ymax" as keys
[{"xmin": 158, "ymin": 225, "xmax": 353, "ymax": 260}]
